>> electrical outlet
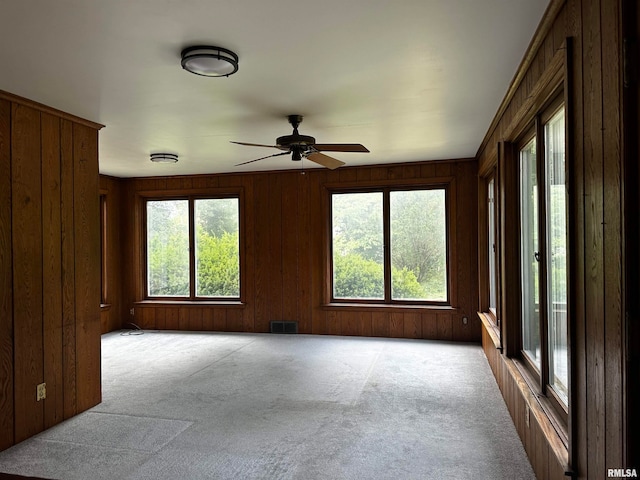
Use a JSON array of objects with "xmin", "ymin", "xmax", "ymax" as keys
[
  {"xmin": 130, "ymin": 308, "xmax": 135, "ymax": 316},
  {"xmin": 36, "ymin": 383, "xmax": 46, "ymax": 401},
  {"xmin": 462, "ymin": 316, "xmax": 468, "ymax": 325}
]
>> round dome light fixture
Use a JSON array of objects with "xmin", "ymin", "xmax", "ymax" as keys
[
  {"xmin": 150, "ymin": 152, "xmax": 179, "ymax": 163},
  {"xmin": 181, "ymin": 45, "xmax": 239, "ymax": 77}
]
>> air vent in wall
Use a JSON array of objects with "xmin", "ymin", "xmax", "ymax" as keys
[{"xmin": 270, "ymin": 321, "xmax": 298, "ymax": 334}]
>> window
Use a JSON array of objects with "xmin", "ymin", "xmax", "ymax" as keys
[
  {"xmin": 518, "ymin": 101, "xmax": 568, "ymax": 409},
  {"xmin": 487, "ymin": 176, "xmax": 498, "ymax": 319},
  {"xmin": 146, "ymin": 197, "xmax": 240, "ymax": 299},
  {"xmin": 331, "ymin": 187, "xmax": 448, "ymax": 303},
  {"xmin": 100, "ymin": 194, "xmax": 107, "ymax": 305}
]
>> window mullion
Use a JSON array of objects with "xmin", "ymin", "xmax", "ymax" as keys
[
  {"xmin": 189, "ymin": 198, "xmax": 196, "ymax": 299},
  {"xmin": 536, "ymin": 115, "xmax": 550, "ymax": 394},
  {"xmin": 383, "ymin": 190, "xmax": 392, "ymax": 302}
]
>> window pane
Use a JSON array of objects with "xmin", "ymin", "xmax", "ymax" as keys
[
  {"xmin": 147, "ymin": 200, "xmax": 189, "ymax": 297},
  {"xmin": 520, "ymin": 138, "xmax": 541, "ymax": 369},
  {"xmin": 488, "ymin": 178, "xmax": 497, "ymax": 314},
  {"xmin": 195, "ymin": 198, "xmax": 240, "ymax": 298},
  {"xmin": 545, "ymin": 107, "xmax": 568, "ymax": 404},
  {"xmin": 390, "ymin": 189, "xmax": 447, "ymax": 301},
  {"xmin": 332, "ymin": 192, "xmax": 384, "ymax": 300}
]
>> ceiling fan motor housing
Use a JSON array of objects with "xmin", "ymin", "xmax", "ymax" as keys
[{"xmin": 276, "ymin": 134, "xmax": 316, "ymax": 148}]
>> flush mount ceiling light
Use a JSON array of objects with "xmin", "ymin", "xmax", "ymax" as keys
[
  {"xmin": 150, "ymin": 152, "xmax": 179, "ymax": 163},
  {"xmin": 181, "ymin": 45, "xmax": 239, "ymax": 77}
]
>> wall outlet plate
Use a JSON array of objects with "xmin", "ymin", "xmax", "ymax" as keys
[{"xmin": 36, "ymin": 382, "xmax": 46, "ymax": 401}]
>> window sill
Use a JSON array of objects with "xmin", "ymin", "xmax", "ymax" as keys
[
  {"xmin": 135, "ymin": 300, "xmax": 245, "ymax": 308},
  {"xmin": 477, "ymin": 311, "xmax": 501, "ymax": 350},
  {"xmin": 323, "ymin": 303, "xmax": 457, "ymax": 312}
]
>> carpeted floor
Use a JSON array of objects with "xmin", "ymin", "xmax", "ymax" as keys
[{"xmin": 0, "ymin": 332, "xmax": 535, "ymax": 479}]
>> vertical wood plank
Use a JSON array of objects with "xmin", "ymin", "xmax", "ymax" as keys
[
  {"xmin": 60, "ymin": 119, "xmax": 76, "ymax": 420},
  {"xmin": 202, "ymin": 308, "xmax": 214, "ymax": 331},
  {"xmin": 253, "ymin": 176, "xmax": 270, "ymax": 332},
  {"xmin": 281, "ymin": 173, "xmax": 299, "ymax": 322},
  {"xmin": 41, "ymin": 113, "xmax": 64, "ymax": 429},
  {"xmin": 165, "ymin": 307, "xmax": 179, "ymax": 330},
  {"xmin": 421, "ymin": 312, "xmax": 438, "ymax": 340},
  {"xmin": 11, "ymin": 104, "xmax": 44, "ymax": 442},
  {"xmin": 436, "ymin": 312, "xmax": 453, "ymax": 341},
  {"xmin": 403, "ymin": 313, "xmax": 421, "ymax": 339},
  {"xmin": 178, "ymin": 307, "xmax": 189, "ymax": 330},
  {"xmin": 0, "ymin": 98, "xmax": 13, "ymax": 450},
  {"xmin": 582, "ymin": 0, "xmax": 606, "ymax": 476},
  {"xmin": 358, "ymin": 311, "xmax": 372, "ymax": 337},
  {"xmin": 190, "ymin": 308, "xmax": 203, "ymax": 331},
  {"xmin": 601, "ymin": 0, "xmax": 624, "ymax": 471},
  {"xmin": 389, "ymin": 312, "xmax": 404, "ymax": 338},
  {"xmin": 226, "ymin": 309, "xmax": 242, "ymax": 332},
  {"xmin": 155, "ymin": 307, "xmax": 166, "ymax": 330},
  {"xmin": 73, "ymin": 123, "xmax": 101, "ymax": 413},
  {"xmin": 213, "ymin": 309, "xmax": 227, "ymax": 331}
]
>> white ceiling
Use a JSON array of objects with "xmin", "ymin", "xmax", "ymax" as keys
[{"xmin": 0, "ymin": 0, "xmax": 549, "ymax": 177}]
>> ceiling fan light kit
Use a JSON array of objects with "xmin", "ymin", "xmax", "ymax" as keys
[
  {"xmin": 181, "ymin": 45, "xmax": 239, "ymax": 77},
  {"xmin": 232, "ymin": 115, "xmax": 369, "ymax": 170},
  {"xmin": 150, "ymin": 152, "xmax": 179, "ymax": 163}
]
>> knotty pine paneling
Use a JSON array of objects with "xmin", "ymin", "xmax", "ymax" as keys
[
  {"xmin": 0, "ymin": 90, "xmax": 103, "ymax": 451},
  {"xmin": 0, "ymin": 99, "xmax": 13, "ymax": 451},
  {"xmin": 122, "ymin": 159, "xmax": 479, "ymax": 343},
  {"xmin": 475, "ymin": 0, "xmax": 630, "ymax": 478}
]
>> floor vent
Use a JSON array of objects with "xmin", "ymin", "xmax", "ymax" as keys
[{"xmin": 270, "ymin": 321, "xmax": 298, "ymax": 334}]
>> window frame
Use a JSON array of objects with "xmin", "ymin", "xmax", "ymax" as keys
[
  {"xmin": 143, "ymin": 193, "xmax": 243, "ymax": 302},
  {"xmin": 328, "ymin": 183, "xmax": 451, "ymax": 306},
  {"xmin": 514, "ymin": 92, "xmax": 569, "ymax": 422}
]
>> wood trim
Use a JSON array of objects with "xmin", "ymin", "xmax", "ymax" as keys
[
  {"xmin": 0, "ymin": 89, "xmax": 104, "ymax": 131},
  {"xmin": 0, "ymin": 98, "xmax": 14, "ymax": 451}
]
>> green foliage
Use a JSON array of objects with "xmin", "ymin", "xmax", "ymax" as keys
[
  {"xmin": 196, "ymin": 230, "xmax": 240, "ymax": 297},
  {"xmin": 333, "ymin": 253, "xmax": 427, "ymax": 300},
  {"xmin": 332, "ymin": 190, "xmax": 448, "ymax": 301},
  {"xmin": 147, "ymin": 199, "xmax": 240, "ymax": 298},
  {"xmin": 333, "ymin": 253, "xmax": 384, "ymax": 299}
]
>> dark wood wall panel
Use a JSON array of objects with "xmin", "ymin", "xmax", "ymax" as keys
[
  {"xmin": 0, "ymin": 99, "xmax": 13, "ymax": 451},
  {"xmin": 99, "ymin": 175, "xmax": 126, "ymax": 334},
  {"xmin": 481, "ymin": 325, "xmax": 568, "ymax": 480},
  {"xmin": 0, "ymin": 90, "xmax": 102, "ymax": 451},
  {"xmin": 11, "ymin": 104, "xmax": 44, "ymax": 443},
  {"xmin": 119, "ymin": 159, "xmax": 479, "ymax": 343},
  {"xmin": 475, "ymin": 0, "xmax": 629, "ymax": 478},
  {"xmin": 73, "ymin": 124, "xmax": 101, "ymax": 412},
  {"xmin": 41, "ymin": 113, "xmax": 64, "ymax": 429},
  {"xmin": 60, "ymin": 119, "xmax": 77, "ymax": 420}
]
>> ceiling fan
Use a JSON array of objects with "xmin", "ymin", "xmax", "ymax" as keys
[{"xmin": 231, "ymin": 115, "xmax": 369, "ymax": 170}]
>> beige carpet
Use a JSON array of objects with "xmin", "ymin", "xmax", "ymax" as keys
[{"xmin": 0, "ymin": 331, "xmax": 535, "ymax": 480}]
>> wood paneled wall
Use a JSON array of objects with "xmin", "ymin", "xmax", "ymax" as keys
[
  {"xmin": 110, "ymin": 159, "xmax": 479, "ymax": 342},
  {"xmin": 477, "ymin": 0, "xmax": 632, "ymax": 478},
  {"xmin": 99, "ymin": 175, "xmax": 126, "ymax": 334},
  {"xmin": 0, "ymin": 91, "xmax": 102, "ymax": 451}
]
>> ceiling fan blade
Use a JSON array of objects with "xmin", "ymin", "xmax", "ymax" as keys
[
  {"xmin": 312, "ymin": 143, "xmax": 369, "ymax": 153},
  {"xmin": 230, "ymin": 141, "xmax": 281, "ymax": 149},
  {"xmin": 306, "ymin": 152, "xmax": 345, "ymax": 170},
  {"xmin": 235, "ymin": 151, "xmax": 290, "ymax": 167}
]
